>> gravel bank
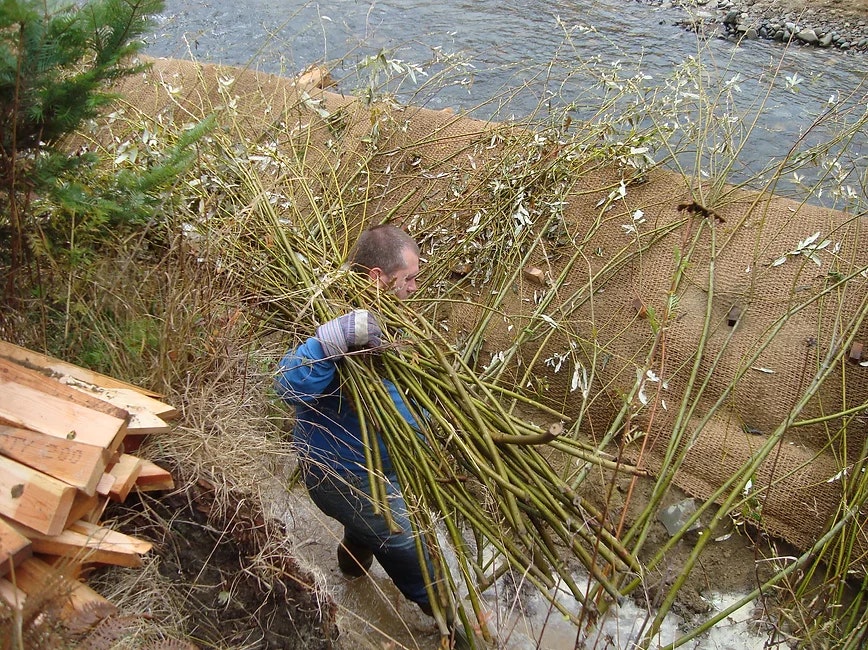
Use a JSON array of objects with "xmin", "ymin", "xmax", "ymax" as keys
[{"xmin": 639, "ymin": 0, "xmax": 868, "ymax": 52}]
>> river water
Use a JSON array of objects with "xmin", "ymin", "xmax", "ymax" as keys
[{"xmin": 145, "ymin": 0, "xmax": 867, "ymax": 200}]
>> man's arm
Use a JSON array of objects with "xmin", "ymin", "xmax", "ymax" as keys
[
  {"xmin": 274, "ymin": 338, "xmax": 338, "ymax": 404},
  {"xmin": 274, "ymin": 310, "xmax": 383, "ymax": 404}
]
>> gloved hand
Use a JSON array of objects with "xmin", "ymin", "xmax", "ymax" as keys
[{"xmin": 316, "ymin": 310, "xmax": 383, "ymax": 357}]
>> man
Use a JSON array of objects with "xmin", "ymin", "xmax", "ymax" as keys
[{"xmin": 273, "ymin": 224, "xmax": 433, "ymax": 616}]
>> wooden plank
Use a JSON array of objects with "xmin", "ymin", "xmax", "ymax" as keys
[
  {"xmin": 68, "ymin": 520, "xmax": 151, "ymax": 555},
  {"xmin": 0, "ymin": 517, "xmax": 32, "ymax": 578},
  {"xmin": 0, "ymin": 339, "xmax": 161, "ymax": 397},
  {"xmin": 125, "ymin": 407, "xmax": 171, "ymax": 436},
  {"xmin": 0, "ymin": 456, "xmax": 76, "ymax": 536},
  {"xmin": 0, "ymin": 379, "xmax": 127, "ymax": 452},
  {"xmin": 107, "ymin": 454, "xmax": 143, "ymax": 502},
  {"xmin": 0, "ymin": 425, "xmax": 108, "ymax": 495},
  {"xmin": 0, "ymin": 356, "xmax": 130, "ymax": 453},
  {"xmin": 64, "ymin": 492, "xmax": 101, "ymax": 529},
  {"xmin": 113, "ymin": 388, "xmax": 178, "ymax": 421},
  {"xmin": 13, "ymin": 557, "xmax": 117, "ymax": 632},
  {"xmin": 8, "ymin": 519, "xmax": 151, "ymax": 568},
  {"xmin": 0, "ymin": 578, "xmax": 26, "ymax": 610},
  {"xmin": 0, "ymin": 357, "xmax": 130, "ymax": 422},
  {"xmin": 62, "ymin": 381, "xmax": 178, "ymax": 421},
  {"xmin": 135, "ymin": 458, "xmax": 175, "ymax": 492}
]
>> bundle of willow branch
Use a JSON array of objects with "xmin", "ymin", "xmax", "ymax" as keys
[
  {"xmin": 200, "ymin": 138, "xmax": 646, "ymax": 637},
  {"xmin": 346, "ymin": 292, "xmax": 646, "ymax": 628}
]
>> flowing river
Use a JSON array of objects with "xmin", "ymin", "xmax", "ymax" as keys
[{"xmin": 145, "ymin": 0, "xmax": 867, "ymax": 201}]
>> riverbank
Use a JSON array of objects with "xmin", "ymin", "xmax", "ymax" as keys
[{"xmin": 643, "ymin": 0, "xmax": 868, "ymax": 51}]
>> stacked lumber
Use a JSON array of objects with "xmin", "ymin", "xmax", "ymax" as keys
[{"xmin": 0, "ymin": 340, "xmax": 176, "ymax": 632}]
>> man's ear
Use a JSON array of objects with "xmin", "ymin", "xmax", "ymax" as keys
[{"xmin": 367, "ymin": 267, "xmax": 384, "ymax": 283}]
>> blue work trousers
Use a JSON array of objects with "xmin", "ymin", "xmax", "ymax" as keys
[{"xmin": 302, "ymin": 465, "xmax": 433, "ymax": 607}]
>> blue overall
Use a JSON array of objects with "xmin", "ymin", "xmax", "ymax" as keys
[{"xmin": 274, "ymin": 337, "xmax": 432, "ymax": 607}]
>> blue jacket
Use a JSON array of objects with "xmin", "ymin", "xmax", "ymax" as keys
[{"xmin": 274, "ymin": 336, "xmax": 418, "ymax": 476}]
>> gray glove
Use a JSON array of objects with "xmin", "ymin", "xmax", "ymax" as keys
[{"xmin": 316, "ymin": 310, "xmax": 383, "ymax": 357}]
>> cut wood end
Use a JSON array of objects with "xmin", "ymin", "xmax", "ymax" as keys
[
  {"xmin": 135, "ymin": 459, "xmax": 175, "ymax": 492},
  {"xmin": 107, "ymin": 454, "xmax": 143, "ymax": 502}
]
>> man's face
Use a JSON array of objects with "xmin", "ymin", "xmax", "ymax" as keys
[{"xmin": 377, "ymin": 247, "xmax": 420, "ymax": 300}]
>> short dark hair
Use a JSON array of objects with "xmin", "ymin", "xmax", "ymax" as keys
[{"xmin": 349, "ymin": 224, "xmax": 418, "ymax": 275}]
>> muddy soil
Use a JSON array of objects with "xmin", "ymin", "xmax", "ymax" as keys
[{"xmin": 116, "ymin": 479, "xmax": 340, "ymax": 650}]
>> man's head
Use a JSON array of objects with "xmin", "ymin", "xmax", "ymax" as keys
[{"xmin": 349, "ymin": 224, "xmax": 420, "ymax": 300}]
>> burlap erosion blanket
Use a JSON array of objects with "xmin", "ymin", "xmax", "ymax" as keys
[{"xmin": 108, "ymin": 57, "xmax": 868, "ymax": 573}]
